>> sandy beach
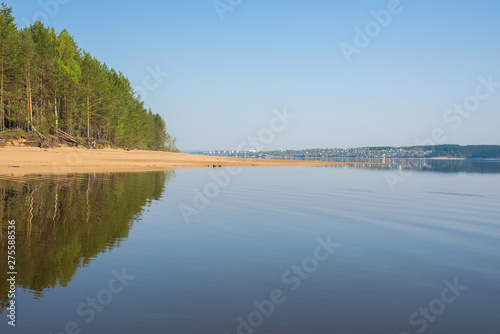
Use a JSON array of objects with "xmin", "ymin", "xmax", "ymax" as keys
[{"xmin": 0, "ymin": 146, "xmax": 377, "ymax": 175}]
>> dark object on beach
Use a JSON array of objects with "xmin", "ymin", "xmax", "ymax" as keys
[{"xmin": 38, "ymin": 139, "xmax": 55, "ymax": 148}]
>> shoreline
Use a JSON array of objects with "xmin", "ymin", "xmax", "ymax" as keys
[{"xmin": 0, "ymin": 147, "xmax": 381, "ymax": 175}]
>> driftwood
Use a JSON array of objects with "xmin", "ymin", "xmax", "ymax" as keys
[
  {"xmin": 23, "ymin": 141, "xmax": 39, "ymax": 147},
  {"xmin": 52, "ymin": 127, "xmax": 78, "ymax": 145},
  {"xmin": 31, "ymin": 125, "xmax": 55, "ymax": 148},
  {"xmin": 32, "ymin": 125, "xmax": 48, "ymax": 141}
]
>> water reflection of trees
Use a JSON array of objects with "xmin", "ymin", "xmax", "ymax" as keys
[
  {"xmin": 313, "ymin": 159, "xmax": 500, "ymax": 174},
  {"xmin": 0, "ymin": 171, "xmax": 174, "ymax": 312},
  {"xmin": 387, "ymin": 159, "xmax": 500, "ymax": 173}
]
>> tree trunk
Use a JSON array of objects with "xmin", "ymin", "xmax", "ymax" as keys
[
  {"xmin": 1, "ymin": 63, "xmax": 4, "ymax": 132},
  {"xmin": 54, "ymin": 93, "xmax": 58, "ymax": 129},
  {"xmin": 38, "ymin": 74, "xmax": 43, "ymax": 127},
  {"xmin": 87, "ymin": 95, "xmax": 90, "ymax": 139},
  {"xmin": 29, "ymin": 77, "xmax": 33, "ymax": 130},
  {"xmin": 26, "ymin": 63, "xmax": 33, "ymax": 131}
]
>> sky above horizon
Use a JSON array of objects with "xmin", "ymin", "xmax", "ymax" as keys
[{"xmin": 11, "ymin": 0, "xmax": 500, "ymax": 151}]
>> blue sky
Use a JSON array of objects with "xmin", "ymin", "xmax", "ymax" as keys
[{"xmin": 11, "ymin": 0, "xmax": 500, "ymax": 150}]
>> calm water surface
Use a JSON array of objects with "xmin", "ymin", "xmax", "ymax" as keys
[{"xmin": 1, "ymin": 161, "xmax": 499, "ymax": 333}]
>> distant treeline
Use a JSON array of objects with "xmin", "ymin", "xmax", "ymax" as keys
[
  {"xmin": 252, "ymin": 145, "xmax": 500, "ymax": 159},
  {"xmin": 368, "ymin": 145, "xmax": 500, "ymax": 158},
  {"xmin": 0, "ymin": 4, "xmax": 177, "ymax": 150}
]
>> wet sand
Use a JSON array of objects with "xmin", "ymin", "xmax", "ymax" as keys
[{"xmin": 0, "ymin": 147, "xmax": 378, "ymax": 175}]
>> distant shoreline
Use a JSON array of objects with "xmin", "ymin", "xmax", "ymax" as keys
[{"xmin": 0, "ymin": 147, "xmax": 381, "ymax": 175}]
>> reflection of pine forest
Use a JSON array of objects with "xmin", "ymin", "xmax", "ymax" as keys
[
  {"xmin": 345, "ymin": 159, "xmax": 500, "ymax": 174},
  {"xmin": 0, "ymin": 171, "xmax": 174, "ymax": 312}
]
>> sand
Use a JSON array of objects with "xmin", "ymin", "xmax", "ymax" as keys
[{"xmin": 0, "ymin": 146, "xmax": 376, "ymax": 175}]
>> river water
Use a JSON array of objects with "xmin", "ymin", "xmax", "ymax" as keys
[{"xmin": 1, "ymin": 159, "xmax": 499, "ymax": 333}]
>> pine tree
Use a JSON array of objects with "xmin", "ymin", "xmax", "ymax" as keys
[
  {"xmin": 20, "ymin": 28, "xmax": 37, "ymax": 131},
  {"xmin": 0, "ymin": 2, "xmax": 18, "ymax": 131},
  {"xmin": 29, "ymin": 22, "xmax": 57, "ymax": 131},
  {"xmin": 56, "ymin": 29, "xmax": 81, "ymax": 135}
]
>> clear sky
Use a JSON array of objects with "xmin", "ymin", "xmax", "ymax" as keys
[{"xmin": 11, "ymin": 0, "xmax": 500, "ymax": 151}]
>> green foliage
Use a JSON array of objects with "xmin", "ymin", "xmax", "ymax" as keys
[
  {"xmin": 0, "ymin": 127, "xmax": 30, "ymax": 138},
  {"xmin": 423, "ymin": 145, "xmax": 500, "ymax": 158},
  {"xmin": 0, "ymin": 4, "xmax": 177, "ymax": 150}
]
